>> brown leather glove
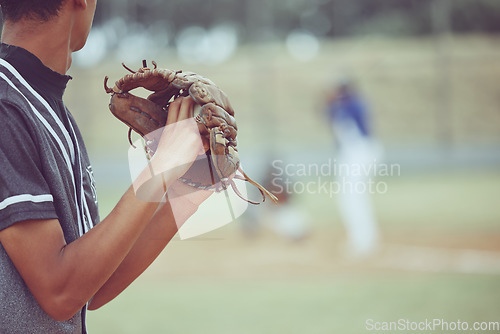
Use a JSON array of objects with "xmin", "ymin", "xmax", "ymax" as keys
[{"xmin": 104, "ymin": 60, "xmax": 277, "ymax": 204}]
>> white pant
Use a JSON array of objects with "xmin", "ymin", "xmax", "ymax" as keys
[{"xmin": 332, "ymin": 120, "xmax": 382, "ymax": 256}]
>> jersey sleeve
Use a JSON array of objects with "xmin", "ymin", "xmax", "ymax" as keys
[{"xmin": 0, "ymin": 100, "xmax": 57, "ymax": 231}]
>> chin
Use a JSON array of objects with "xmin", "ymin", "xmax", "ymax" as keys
[
  {"xmin": 72, "ymin": 38, "xmax": 87, "ymax": 52},
  {"xmin": 73, "ymin": 44, "xmax": 84, "ymax": 52},
  {"xmin": 71, "ymin": 29, "xmax": 91, "ymax": 52}
]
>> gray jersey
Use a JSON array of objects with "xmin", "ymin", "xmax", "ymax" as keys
[{"xmin": 0, "ymin": 44, "xmax": 99, "ymax": 333}]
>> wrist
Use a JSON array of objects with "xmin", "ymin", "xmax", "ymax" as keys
[
  {"xmin": 132, "ymin": 157, "xmax": 178, "ymax": 203},
  {"xmin": 166, "ymin": 187, "xmax": 200, "ymax": 229},
  {"xmin": 168, "ymin": 180, "xmax": 213, "ymax": 206}
]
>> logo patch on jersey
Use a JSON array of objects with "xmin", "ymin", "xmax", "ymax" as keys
[{"xmin": 86, "ymin": 165, "xmax": 98, "ymax": 204}]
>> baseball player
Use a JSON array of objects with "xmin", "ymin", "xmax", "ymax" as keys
[
  {"xmin": 326, "ymin": 79, "xmax": 382, "ymax": 257},
  {"xmin": 0, "ymin": 1, "xmax": 210, "ymax": 333}
]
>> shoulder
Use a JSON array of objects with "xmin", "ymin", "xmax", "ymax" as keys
[
  {"xmin": 0, "ymin": 72, "xmax": 43, "ymax": 122},
  {"xmin": 0, "ymin": 86, "xmax": 40, "ymax": 152},
  {"xmin": 0, "ymin": 95, "xmax": 33, "ymax": 132},
  {"xmin": 0, "ymin": 76, "xmax": 32, "ymax": 110}
]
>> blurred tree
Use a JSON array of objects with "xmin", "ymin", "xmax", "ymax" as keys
[
  {"xmin": 432, "ymin": 0, "xmax": 453, "ymax": 149},
  {"xmin": 452, "ymin": 0, "xmax": 500, "ymax": 33},
  {"xmin": 5, "ymin": 0, "xmax": 500, "ymax": 39}
]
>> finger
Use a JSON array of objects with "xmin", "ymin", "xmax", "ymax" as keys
[
  {"xmin": 166, "ymin": 97, "xmax": 183, "ymax": 124},
  {"xmin": 177, "ymin": 96, "xmax": 195, "ymax": 121}
]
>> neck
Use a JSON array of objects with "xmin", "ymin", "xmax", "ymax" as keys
[{"xmin": 1, "ymin": 17, "xmax": 74, "ymax": 75}]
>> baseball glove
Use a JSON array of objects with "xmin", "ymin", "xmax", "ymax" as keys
[{"xmin": 104, "ymin": 60, "xmax": 277, "ymax": 205}]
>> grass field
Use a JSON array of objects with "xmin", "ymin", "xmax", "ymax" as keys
[
  {"xmin": 87, "ymin": 275, "xmax": 500, "ymax": 334},
  {"xmin": 63, "ymin": 36, "xmax": 500, "ymax": 333},
  {"xmin": 85, "ymin": 169, "xmax": 500, "ymax": 334}
]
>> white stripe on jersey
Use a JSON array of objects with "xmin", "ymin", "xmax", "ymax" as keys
[
  {"xmin": 0, "ymin": 59, "xmax": 76, "ymax": 164},
  {"xmin": 0, "ymin": 194, "xmax": 53, "ymax": 211},
  {"xmin": 67, "ymin": 119, "xmax": 94, "ymax": 233},
  {"xmin": 0, "ymin": 71, "xmax": 84, "ymax": 237}
]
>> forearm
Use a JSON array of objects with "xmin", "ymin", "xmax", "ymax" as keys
[
  {"xmin": 52, "ymin": 187, "xmax": 159, "ymax": 314},
  {"xmin": 44, "ymin": 157, "xmax": 180, "ymax": 318},
  {"xmin": 88, "ymin": 200, "xmax": 179, "ymax": 310},
  {"xmin": 48, "ymin": 116, "xmax": 205, "ymax": 316}
]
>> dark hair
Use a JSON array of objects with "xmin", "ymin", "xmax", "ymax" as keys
[{"xmin": 0, "ymin": 0, "xmax": 65, "ymax": 22}]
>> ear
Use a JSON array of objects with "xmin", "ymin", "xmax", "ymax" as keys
[{"xmin": 73, "ymin": 0, "xmax": 88, "ymax": 10}]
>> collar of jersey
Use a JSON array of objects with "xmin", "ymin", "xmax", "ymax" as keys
[{"xmin": 0, "ymin": 43, "xmax": 72, "ymax": 101}]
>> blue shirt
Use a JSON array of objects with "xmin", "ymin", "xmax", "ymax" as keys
[{"xmin": 327, "ymin": 92, "xmax": 371, "ymax": 137}]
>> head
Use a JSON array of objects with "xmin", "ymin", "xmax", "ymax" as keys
[
  {"xmin": 334, "ymin": 77, "xmax": 359, "ymax": 100},
  {"xmin": 0, "ymin": 0, "xmax": 96, "ymax": 52}
]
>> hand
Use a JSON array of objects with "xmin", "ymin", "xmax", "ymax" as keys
[
  {"xmin": 132, "ymin": 97, "xmax": 205, "ymax": 202},
  {"xmin": 151, "ymin": 97, "xmax": 205, "ymax": 179}
]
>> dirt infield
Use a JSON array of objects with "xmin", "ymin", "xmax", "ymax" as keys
[{"xmin": 138, "ymin": 225, "xmax": 500, "ymax": 282}]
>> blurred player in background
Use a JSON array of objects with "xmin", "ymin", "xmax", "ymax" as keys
[{"xmin": 325, "ymin": 78, "xmax": 382, "ymax": 258}]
